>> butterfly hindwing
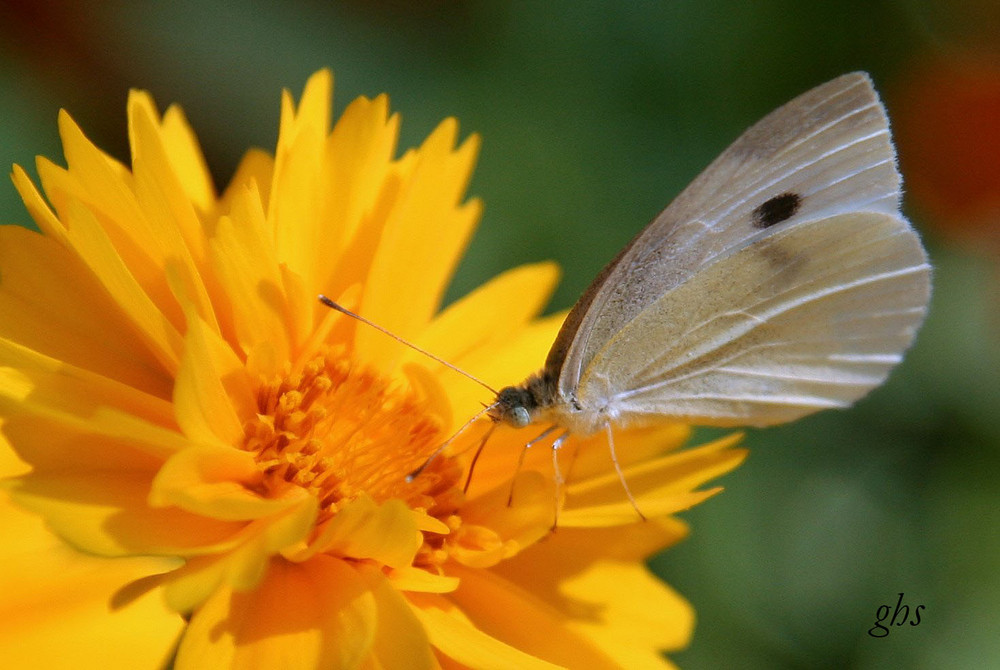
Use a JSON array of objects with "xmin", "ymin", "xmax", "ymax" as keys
[{"xmin": 578, "ymin": 211, "xmax": 930, "ymax": 427}]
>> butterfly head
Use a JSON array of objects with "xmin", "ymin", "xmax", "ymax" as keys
[
  {"xmin": 491, "ymin": 386, "xmax": 536, "ymax": 428},
  {"xmin": 490, "ymin": 372, "xmax": 561, "ymax": 429}
]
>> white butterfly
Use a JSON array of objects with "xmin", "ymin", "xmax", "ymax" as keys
[
  {"xmin": 491, "ymin": 72, "xmax": 930, "ymax": 446},
  {"xmin": 325, "ymin": 73, "xmax": 931, "ymax": 501}
]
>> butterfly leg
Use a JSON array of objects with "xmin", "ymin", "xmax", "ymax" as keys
[
  {"xmin": 605, "ymin": 422, "xmax": 646, "ymax": 521},
  {"xmin": 507, "ymin": 424, "xmax": 558, "ymax": 506},
  {"xmin": 550, "ymin": 430, "xmax": 571, "ymax": 530}
]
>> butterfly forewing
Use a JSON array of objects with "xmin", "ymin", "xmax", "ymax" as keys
[{"xmin": 551, "ymin": 72, "xmax": 908, "ymax": 402}]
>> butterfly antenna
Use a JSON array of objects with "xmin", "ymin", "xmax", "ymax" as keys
[
  {"xmin": 462, "ymin": 423, "xmax": 498, "ymax": 493},
  {"xmin": 318, "ymin": 295, "xmax": 499, "ymax": 396}
]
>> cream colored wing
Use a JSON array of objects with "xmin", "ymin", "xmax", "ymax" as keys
[
  {"xmin": 577, "ymin": 211, "xmax": 930, "ymax": 427},
  {"xmin": 550, "ymin": 73, "xmax": 903, "ymax": 397}
]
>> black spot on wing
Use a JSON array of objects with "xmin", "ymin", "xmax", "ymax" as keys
[{"xmin": 752, "ymin": 192, "xmax": 801, "ymax": 229}]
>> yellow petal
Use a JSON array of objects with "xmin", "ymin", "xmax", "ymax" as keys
[
  {"xmin": 56, "ymin": 109, "xmax": 141, "ymax": 232},
  {"xmin": 161, "ymin": 102, "xmax": 217, "ymax": 213},
  {"xmin": 451, "ymin": 471, "xmax": 553, "ymax": 568},
  {"xmin": 150, "ymin": 445, "xmax": 305, "ymax": 521},
  {"xmin": 413, "ymin": 262, "xmax": 560, "ymax": 366},
  {"xmin": 61, "ymin": 199, "xmax": 185, "ymax": 372},
  {"xmin": 568, "ymin": 423, "xmax": 693, "ymax": 480},
  {"xmin": 315, "ymin": 94, "xmax": 400, "ymax": 297},
  {"xmin": 465, "ymin": 422, "xmax": 695, "ymax": 508},
  {"xmin": 270, "ymin": 69, "xmax": 333, "ymax": 303},
  {"xmin": 173, "ymin": 312, "xmax": 255, "ymax": 447},
  {"xmin": 8, "ymin": 470, "xmax": 245, "ymax": 557},
  {"xmin": 0, "ymin": 494, "xmax": 183, "ymax": 669},
  {"xmin": 297, "ymin": 494, "xmax": 421, "ymax": 568},
  {"xmin": 409, "ymin": 589, "xmax": 574, "ymax": 670},
  {"xmin": 208, "ymin": 185, "xmax": 291, "ymax": 364},
  {"xmin": 0, "ymin": 334, "xmax": 175, "ymax": 432},
  {"xmin": 0, "ymin": 385, "xmax": 183, "ymax": 473},
  {"xmin": 129, "ymin": 92, "xmax": 217, "ymax": 326},
  {"xmin": 162, "ymin": 551, "xmax": 240, "ymax": 615},
  {"xmin": 389, "ymin": 566, "xmax": 460, "ymax": 594},
  {"xmin": 456, "ymin": 409, "xmax": 555, "ymax": 501},
  {"xmin": 406, "ymin": 262, "xmax": 560, "ymax": 429},
  {"xmin": 175, "ymin": 556, "xmax": 378, "ymax": 670},
  {"xmin": 562, "ymin": 560, "xmax": 694, "ymax": 662},
  {"xmin": 490, "ymin": 518, "xmax": 689, "ymax": 620},
  {"xmin": 561, "ymin": 434, "xmax": 747, "ymax": 527},
  {"xmin": 0, "ymin": 354, "xmax": 187, "ymax": 502},
  {"xmin": 0, "ymin": 343, "xmax": 175, "ymax": 444},
  {"xmin": 279, "ymin": 262, "xmax": 313, "ymax": 353},
  {"xmin": 454, "ymin": 311, "xmax": 565, "ymax": 400},
  {"xmin": 358, "ymin": 564, "xmax": 436, "ymax": 670},
  {"xmin": 47, "ymin": 117, "xmax": 196, "ymax": 337},
  {"xmin": 0, "ymin": 223, "xmax": 172, "ymax": 394},
  {"xmin": 357, "ymin": 119, "xmax": 481, "ymax": 367},
  {"xmin": 398, "ymin": 362, "xmax": 455, "ymax": 437},
  {"xmin": 564, "ymin": 489, "xmax": 726, "ymax": 527},
  {"xmin": 11, "ymin": 163, "xmax": 71, "ymax": 242},
  {"xmin": 453, "ymin": 563, "xmax": 642, "ymax": 669},
  {"xmin": 219, "ymin": 148, "xmax": 275, "ymax": 214},
  {"xmin": 162, "ymin": 493, "xmax": 318, "ymax": 612},
  {"xmin": 0, "ymin": 420, "xmax": 30, "ymax": 479}
]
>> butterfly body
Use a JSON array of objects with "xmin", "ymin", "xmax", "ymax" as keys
[{"xmin": 493, "ymin": 371, "xmax": 615, "ymax": 435}]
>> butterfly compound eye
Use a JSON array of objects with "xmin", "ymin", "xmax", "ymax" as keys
[{"xmin": 511, "ymin": 406, "xmax": 531, "ymax": 428}]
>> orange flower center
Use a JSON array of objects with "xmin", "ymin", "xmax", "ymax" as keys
[{"xmin": 240, "ymin": 349, "xmax": 464, "ymax": 527}]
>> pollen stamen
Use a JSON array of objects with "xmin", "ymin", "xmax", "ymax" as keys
[{"xmin": 240, "ymin": 348, "xmax": 463, "ymax": 528}]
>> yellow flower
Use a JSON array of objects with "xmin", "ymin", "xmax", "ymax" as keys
[{"xmin": 1, "ymin": 70, "xmax": 746, "ymax": 668}]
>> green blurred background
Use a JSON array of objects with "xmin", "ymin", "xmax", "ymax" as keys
[{"xmin": 2, "ymin": 1, "xmax": 998, "ymax": 667}]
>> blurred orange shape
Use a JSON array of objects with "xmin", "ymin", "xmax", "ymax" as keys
[{"xmin": 893, "ymin": 56, "xmax": 1000, "ymax": 248}]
